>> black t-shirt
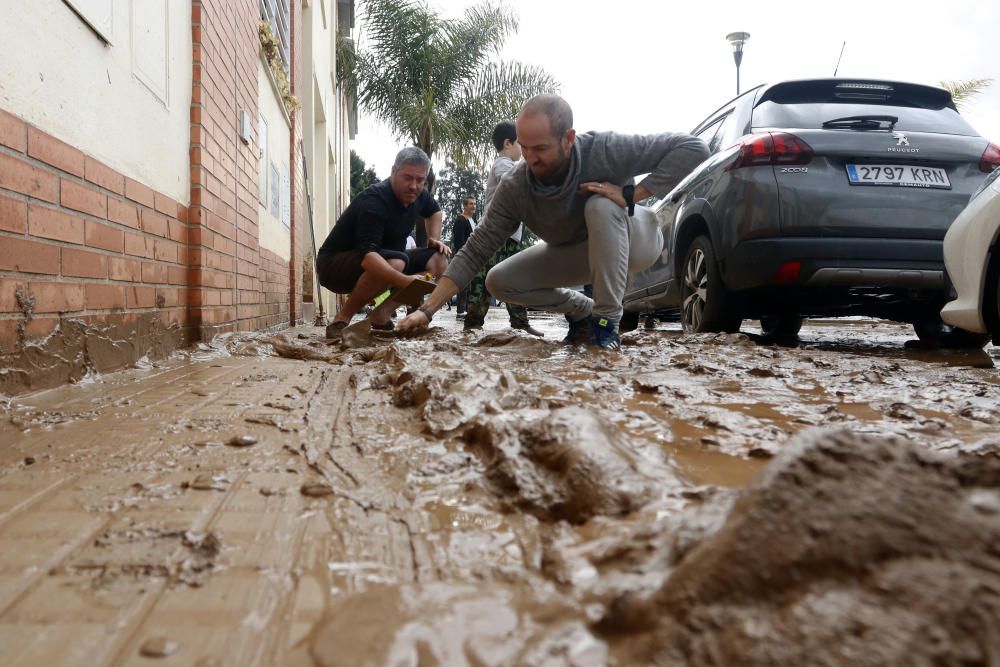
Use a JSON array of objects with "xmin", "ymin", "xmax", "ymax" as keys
[
  {"xmin": 452, "ymin": 214, "xmax": 473, "ymax": 253},
  {"xmin": 318, "ymin": 178, "xmax": 440, "ymax": 256}
]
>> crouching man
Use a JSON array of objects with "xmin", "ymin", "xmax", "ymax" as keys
[
  {"xmin": 397, "ymin": 94, "xmax": 708, "ymax": 350},
  {"xmin": 316, "ymin": 147, "xmax": 451, "ymax": 337}
]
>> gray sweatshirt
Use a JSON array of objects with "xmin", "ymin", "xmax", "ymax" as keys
[
  {"xmin": 484, "ymin": 155, "xmax": 522, "ymax": 243},
  {"xmin": 445, "ymin": 130, "xmax": 709, "ymax": 289}
]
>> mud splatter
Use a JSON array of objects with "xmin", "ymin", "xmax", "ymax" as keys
[
  {"xmin": 463, "ymin": 406, "xmax": 671, "ymax": 523},
  {"xmin": 139, "ymin": 636, "xmax": 179, "ymax": 657},
  {"xmin": 0, "ymin": 314, "xmax": 184, "ymax": 395},
  {"xmin": 308, "ymin": 583, "xmax": 604, "ymax": 667}
]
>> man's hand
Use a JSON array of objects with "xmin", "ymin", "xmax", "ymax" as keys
[
  {"xmin": 579, "ymin": 181, "xmax": 625, "ymax": 207},
  {"xmin": 428, "ymin": 237, "xmax": 452, "ymax": 257},
  {"xmin": 397, "ymin": 309, "xmax": 431, "ymax": 334},
  {"xmin": 579, "ymin": 182, "xmax": 652, "ymax": 207}
]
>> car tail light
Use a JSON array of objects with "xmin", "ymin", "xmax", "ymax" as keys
[
  {"xmin": 773, "ymin": 261, "xmax": 802, "ymax": 284},
  {"xmin": 729, "ymin": 132, "xmax": 814, "ymax": 170},
  {"xmin": 980, "ymin": 142, "xmax": 1000, "ymax": 173}
]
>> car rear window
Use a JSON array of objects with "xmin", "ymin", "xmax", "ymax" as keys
[{"xmin": 752, "ymin": 80, "xmax": 980, "ymax": 136}]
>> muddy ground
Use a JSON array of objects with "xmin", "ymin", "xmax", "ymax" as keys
[{"xmin": 1, "ymin": 311, "xmax": 998, "ymax": 666}]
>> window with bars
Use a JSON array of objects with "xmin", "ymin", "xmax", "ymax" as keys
[{"xmin": 259, "ymin": 0, "xmax": 290, "ymax": 71}]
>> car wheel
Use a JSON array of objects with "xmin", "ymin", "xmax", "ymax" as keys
[
  {"xmin": 912, "ymin": 317, "xmax": 990, "ymax": 349},
  {"xmin": 681, "ymin": 235, "xmax": 741, "ymax": 333},
  {"xmin": 619, "ymin": 311, "xmax": 640, "ymax": 333},
  {"xmin": 760, "ymin": 315, "xmax": 803, "ymax": 339}
]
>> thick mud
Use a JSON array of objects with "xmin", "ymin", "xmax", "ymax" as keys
[
  {"xmin": 0, "ymin": 314, "xmax": 184, "ymax": 395},
  {"xmin": 1, "ymin": 314, "xmax": 998, "ymax": 665}
]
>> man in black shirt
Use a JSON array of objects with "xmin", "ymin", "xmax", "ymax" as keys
[
  {"xmin": 317, "ymin": 147, "xmax": 450, "ymax": 335},
  {"xmin": 450, "ymin": 196, "xmax": 476, "ymax": 317}
]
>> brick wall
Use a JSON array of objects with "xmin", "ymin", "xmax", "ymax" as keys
[
  {"xmin": 190, "ymin": 0, "xmax": 302, "ymax": 340},
  {"xmin": 0, "ymin": 1, "xmax": 307, "ymax": 393},
  {"xmin": 0, "ymin": 109, "xmax": 188, "ymax": 393}
]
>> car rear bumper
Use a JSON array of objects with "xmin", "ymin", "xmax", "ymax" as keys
[{"xmin": 723, "ymin": 237, "xmax": 946, "ymax": 291}]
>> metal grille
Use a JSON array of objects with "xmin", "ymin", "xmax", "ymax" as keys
[{"xmin": 260, "ymin": 0, "xmax": 290, "ymax": 71}]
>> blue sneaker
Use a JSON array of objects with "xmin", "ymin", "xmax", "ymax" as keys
[
  {"xmin": 562, "ymin": 315, "xmax": 592, "ymax": 345},
  {"xmin": 587, "ymin": 317, "xmax": 621, "ymax": 350}
]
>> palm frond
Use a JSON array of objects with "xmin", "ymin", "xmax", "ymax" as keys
[
  {"xmin": 940, "ymin": 78, "xmax": 993, "ymax": 110},
  {"xmin": 350, "ymin": 0, "xmax": 559, "ymax": 168}
]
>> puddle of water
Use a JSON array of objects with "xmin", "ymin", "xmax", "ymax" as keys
[{"xmin": 835, "ymin": 402, "xmax": 884, "ymax": 421}]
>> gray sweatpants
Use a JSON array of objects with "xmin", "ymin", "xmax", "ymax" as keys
[{"xmin": 485, "ymin": 196, "xmax": 662, "ymax": 326}]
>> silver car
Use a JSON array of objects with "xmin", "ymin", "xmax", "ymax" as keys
[{"xmin": 624, "ymin": 78, "xmax": 1000, "ymax": 345}]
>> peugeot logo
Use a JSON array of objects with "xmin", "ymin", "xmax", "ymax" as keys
[{"xmin": 892, "ymin": 132, "xmax": 910, "ymax": 146}]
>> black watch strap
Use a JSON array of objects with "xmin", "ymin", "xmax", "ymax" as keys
[
  {"xmin": 622, "ymin": 184, "xmax": 635, "ymax": 216},
  {"xmin": 417, "ymin": 305, "xmax": 434, "ymax": 322}
]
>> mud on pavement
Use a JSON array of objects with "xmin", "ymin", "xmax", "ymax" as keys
[{"xmin": 1, "ymin": 315, "xmax": 998, "ymax": 666}]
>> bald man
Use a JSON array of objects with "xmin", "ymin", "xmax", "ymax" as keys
[{"xmin": 398, "ymin": 94, "xmax": 708, "ymax": 350}]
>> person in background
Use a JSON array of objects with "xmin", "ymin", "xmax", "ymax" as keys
[
  {"xmin": 450, "ymin": 197, "xmax": 476, "ymax": 319},
  {"xmin": 462, "ymin": 121, "xmax": 544, "ymax": 337}
]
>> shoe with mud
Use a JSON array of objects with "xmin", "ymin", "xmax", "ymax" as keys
[
  {"xmin": 371, "ymin": 320, "xmax": 395, "ymax": 332},
  {"xmin": 562, "ymin": 315, "xmax": 592, "ymax": 345},
  {"xmin": 512, "ymin": 323, "xmax": 545, "ymax": 337},
  {"xmin": 587, "ymin": 317, "xmax": 621, "ymax": 351},
  {"xmin": 325, "ymin": 321, "xmax": 348, "ymax": 339}
]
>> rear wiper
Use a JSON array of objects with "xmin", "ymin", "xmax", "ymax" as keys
[{"xmin": 821, "ymin": 115, "xmax": 898, "ymax": 131}]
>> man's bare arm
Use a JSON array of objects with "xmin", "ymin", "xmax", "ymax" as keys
[
  {"xmin": 360, "ymin": 252, "xmax": 412, "ymax": 289},
  {"xmin": 396, "ymin": 275, "xmax": 460, "ymax": 332},
  {"xmin": 423, "ymin": 211, "xmax": 451, "ymax": 256}
]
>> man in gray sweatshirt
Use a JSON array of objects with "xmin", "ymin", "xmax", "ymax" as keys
[{"xmin": 397, "ymin": 94, "xmax": 709, "ymax": 350}]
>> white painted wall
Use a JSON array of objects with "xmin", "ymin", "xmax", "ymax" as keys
[
  {"xmin": 0, "ymin": 0, "xmax": 192, "ymax": 204},
  {"xmin": 257, "ymin": 58, "xmax": 291, "ymax": 262}
]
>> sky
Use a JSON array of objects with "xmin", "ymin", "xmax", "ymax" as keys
[{"xmin": 349, "ymin": 0, "xmax": 1000, "ymax": 179}]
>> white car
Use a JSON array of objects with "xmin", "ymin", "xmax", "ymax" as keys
[{"xmin": 941, "ymin": 167, "xmax": 1000, "ymax": 345}]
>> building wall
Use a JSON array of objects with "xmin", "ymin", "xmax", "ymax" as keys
[
  {"xmin": 0, "ymin": 1, "xmax": 193, "ymax": 393},
  {"xmin": 0, "ymin": 0, "xmax": 192, "ymax": 204},
  {"xmin": 0, "ymin": 0, "xmax": 331, "ymax": 394},
  {"xmin": 188, "ymin": 0, "xmax": 302, "ymax": 339},
  {"xmin": 256, "ymin": 60, "xmax": 292, "ymax": 263}
]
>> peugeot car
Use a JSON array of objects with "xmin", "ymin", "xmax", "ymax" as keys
[
  {"xmin": 941, "ymin": 167, "xmax": 1000, "ymax": 344},
  {"xmin": 623, "ymin": 78, "xmax": 1000, "ymax": 345}
]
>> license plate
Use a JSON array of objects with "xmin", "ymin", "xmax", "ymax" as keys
[{"xmin": 846, "ymin": 164, "xmax": 951, "ymax": 189}]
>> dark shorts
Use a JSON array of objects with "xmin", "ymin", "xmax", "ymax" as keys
[{"xmin": 316, "ymin": 247, "xmax": 439, "ymax": 294}]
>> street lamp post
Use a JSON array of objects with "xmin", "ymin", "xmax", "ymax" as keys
[{"xmin": 726, "ymin": 32, "xmax": 750, "ymax": 96}]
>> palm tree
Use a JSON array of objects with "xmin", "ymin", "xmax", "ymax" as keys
[
  {"xmin": 940, "ymin": 78, "xmax": 993, "ymax": 110},
  {"xmin": 337, "ymin": 0, "xmax": 558, "ymax": 178}
]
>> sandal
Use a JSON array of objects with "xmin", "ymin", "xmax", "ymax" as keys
[{"xmin": 325, "ymin": 321, "xmax": 348, "ymax": 339}]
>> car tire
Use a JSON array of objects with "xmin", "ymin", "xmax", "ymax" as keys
[
  {"xmin": 760, "ymin": 314, "xmax": 803, "ymax": 339},
  {"xmin": 619, "ymin": 311, "xmax": 640, "ymax": 333},
  {"xmin": 680, "ymin": 235, "xmax": 742, "ymax": 333},
  {"xmin": 912, "ymin": 317, "xmax": 990, "ymax": 349}
]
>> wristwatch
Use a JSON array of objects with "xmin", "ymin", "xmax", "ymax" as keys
[
  {"xmin": 418, "ymin": 305, "xmax": 434, "ymax": 322},
  {"xmin": 622, "ymin": 184, "xmax": 635, "ymax": 216}
]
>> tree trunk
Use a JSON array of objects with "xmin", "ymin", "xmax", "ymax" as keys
[{"xmin": 415, "ymin": 139, "xmax": 435, "ymax": 247}]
